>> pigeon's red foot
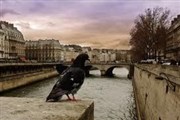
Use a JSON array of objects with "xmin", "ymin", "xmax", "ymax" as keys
[
  {"xmin": 72, "ymin": 94, "xmax": 77, "ymax": 101},
  {"xmin": 66, "ymin": 94, "xmax": 72, "ymax": 101}
]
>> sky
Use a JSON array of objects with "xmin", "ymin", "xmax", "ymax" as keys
[{"xmin": 0, "ymin": 0, "xmax": 179, "ymax": 49}]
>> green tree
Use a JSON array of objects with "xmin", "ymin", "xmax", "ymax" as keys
[{"xmin": 130, "ymin": 7, "xmax": 170, "ymax": 62}]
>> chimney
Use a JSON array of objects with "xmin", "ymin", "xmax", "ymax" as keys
[
  {"xmin": 177, "ymin": 14, "xmax": 180, "ymax": 20},
  {"xmin": 5, "ymin": 22, "xmax": 8, "ymax": 27},
  {"xmin": 9, "ymin": 23, "xmax": 14, "ymax": 28}
]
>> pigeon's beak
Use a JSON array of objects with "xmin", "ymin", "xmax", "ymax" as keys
[{"xmin": 85, "ymin": 59, "xmax": 91, "ymax": 67}]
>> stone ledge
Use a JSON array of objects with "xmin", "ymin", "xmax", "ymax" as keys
[
  {"xmin": 0, "ymin": 70, "xmax": 58, "ymax": 92},
  {"xmin": 0, "ymin": 97, "xmax": 94, "ymax": 120}
]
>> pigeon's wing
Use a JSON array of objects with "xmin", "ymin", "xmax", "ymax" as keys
[
  {"xmin": 46, "ymin": 68, "xmax": 85, "ymax": 101},
  {"xmin": 53, "ymin": 67, "xmax": 85, "ymax": 94},
  {"xmin": 46, "ymin": 69, "xmax": 73, "ymax": 101},
  {"xmin": 70, "ymin": 68, "xmax": 85, "ymax": 94}
]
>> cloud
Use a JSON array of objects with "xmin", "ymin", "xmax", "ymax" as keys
[
  {"xmin": 47, "ymin": 22, "xmax": 56, "ymax": 27},
  {"xmin": 79, "ymin": 18, "xmax": 133, "ymax": 35},
  {"xmin": 1, "ymin": 0, "xmax": 179, "ymax": 50},
  {"xmin": 0, "ymin": 9, "xmax": 20, "ymax": 17},
  {"xmin": 28, "ymin": 2, "xmax": 45, "ymax": 12},
  {"xmin": 15, "ymin": 22, "xmax": 31, "ymax": 29}
]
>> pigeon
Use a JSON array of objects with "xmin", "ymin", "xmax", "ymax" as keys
[{"xmin": 46, "ymin": 53, "xmax": 90, "ymax": 102}]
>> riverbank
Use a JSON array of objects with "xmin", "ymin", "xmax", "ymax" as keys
[{"xmin": 0, "ymin": 70, "xmax": 59, "ymax": 92}]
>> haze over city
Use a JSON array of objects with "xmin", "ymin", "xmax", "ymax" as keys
[{"xmin": 0, "ymin": 0, "xmax": 179, "ymax": 49}]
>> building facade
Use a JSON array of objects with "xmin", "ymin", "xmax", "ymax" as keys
[
  {"xmin": 0, "ymin": 21, "xmax": 25, "ymax": 59},
  {"xmin": 91, "ymin": 49, "xmax": 101, "ymax": 63},
  {"xmin": 116, "ymin": 50, "xmax": 131, "ymax": 62},
  {"xmin": 63, "ymin": 45, "xmax": 82, "ymax": 62},
  {"xmin": 99, "ymin": 49, "xmax": 116, "ymax": 63},
  {"xmin": 89, "ymin": 48, "xmax": 119, "ymax": 63},
  {"xmin": 166, "ymin": 15, "xmax": 180, "ymax": 61},
  {"xmin": 25, "ymin": 39, "xmax": 62, "ymax": 62},
  {"xmin": 0, "ymin": 28, "xmax": 5, "ymax": 59}
]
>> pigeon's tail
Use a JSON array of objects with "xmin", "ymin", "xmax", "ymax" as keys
[
  {"xmin": 46, "ymin": 95, "xmax": 63, "ymax": 102},
  {"xmin": 46, "ymin": 88, "xmax": 68, "ymax": 102}
]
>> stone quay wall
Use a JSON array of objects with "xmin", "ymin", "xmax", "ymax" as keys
[
  {"xmin": 133, "ymin": 64, "xmax": 180, "ymax": 120},
  {"xmin": 0, "ymin": 63, "xmax": 59, "ymax": 92}
]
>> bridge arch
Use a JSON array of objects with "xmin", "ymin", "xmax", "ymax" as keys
[
  {"xmin": 105, "ymin": 66, "xmax": 129, "ymax": 77},
  {"xmin": 90, "ymin": 63, "xmax": 131, "ymax": 78}
]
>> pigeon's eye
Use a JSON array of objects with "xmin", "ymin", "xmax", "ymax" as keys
[{"xmin": 70, "ymin": 78, "xmax": 74, "ymax": 81}]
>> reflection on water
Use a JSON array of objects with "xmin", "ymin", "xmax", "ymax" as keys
[
  {"xmin": 1, "ymin": 68, "xmax": 137, "ymax": 120},
  {"xmin": 113, "ymin": 68, "xmax": 129, "ymax": 78}
]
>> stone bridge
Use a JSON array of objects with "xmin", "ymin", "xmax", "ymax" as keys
[
  {"xmin": 90, "ymin": 63, "xmax": 132, "ymax": 77},
  {"xmin": 56, "ymin": 62, "xmax": 134, "ymax": 79}
]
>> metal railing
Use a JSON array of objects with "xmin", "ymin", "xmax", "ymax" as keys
[{"xmin": 155, "ymin": 72, "xmax": 180, "ymax": 92}]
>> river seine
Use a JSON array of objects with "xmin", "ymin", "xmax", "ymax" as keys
[{"xmin": 1, "ymin": 68, "xmax": 136, "ymax": 120}]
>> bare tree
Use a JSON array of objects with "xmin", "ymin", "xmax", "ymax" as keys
[{"xmin": 130, "ymin": 7, "xmax": 170, "ymax": 62}]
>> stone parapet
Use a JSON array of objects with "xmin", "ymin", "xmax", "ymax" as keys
[
  {"xmin": 0, "ymin": 97, "xmax": 94, "ymax": 120},
  {"xmin": 133, "ymin": 64, "xmax": 180, "ymax": 120}
]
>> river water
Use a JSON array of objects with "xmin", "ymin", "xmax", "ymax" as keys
[{"xmin": 1, "ymin": 68, "xmax": 137, "ymax": 120}]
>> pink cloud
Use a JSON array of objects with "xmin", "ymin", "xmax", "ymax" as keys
[{"xmin": 1, "ymin": 0, "xmax": 179, "ymax": 49}]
